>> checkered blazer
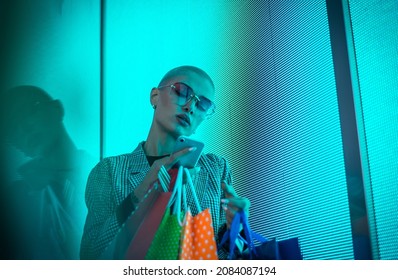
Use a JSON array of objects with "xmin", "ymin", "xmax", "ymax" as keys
[{"xmin": 80, "ymin": 142, "xmax": 231, "ymax": 259}]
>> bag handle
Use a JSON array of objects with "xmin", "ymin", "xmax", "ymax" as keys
[
  {"xmin": 157, "ymin": 165, "xmax": 201, "ymax": 225},
  {"xmin": 158, "ymin": 165, "xmax": 182, "ymax": 215},
  {"xmin": 220, "ymin": 210, "xmax": 269, "ymax": 259},
  {"xmin": 220, "ymin": 210, "xmax": 241, "ymax": 259},
  {"xmin": 158, "ymin": 165, "xmax": 171, "ymax": 192},
  {"xmin": 159, "ymin": 165, "xmax": 184, "ymax": 225},
  {"xmin": 176, "ymin": 167, "xmax": 202, "ymax": 226},
  {"xmin": 183, "ymin": 167, "xmax": 202, "ymax": 213},
  {"xmin": 173, "ymin": 166, "xmax": 184, "ymax": 217}
]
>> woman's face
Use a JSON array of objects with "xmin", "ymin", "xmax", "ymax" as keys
[
  {"xmin": 6, "ymin": 101, "xmax": 62, "ymax": 158},
  {"xmin": 153, "ymin": 72, "xmax": 215, "ymax": 138}
]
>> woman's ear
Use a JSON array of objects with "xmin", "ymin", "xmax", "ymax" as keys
[{"xmin": 150, "ymin": 87, "xmax": 159, "ymax": 109}]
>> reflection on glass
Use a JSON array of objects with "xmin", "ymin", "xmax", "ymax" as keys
[{"xmin": 1, "ymin": 85, "xmax": 93, "ymax": 259}]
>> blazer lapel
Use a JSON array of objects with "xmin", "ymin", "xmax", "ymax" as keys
[{"xmin": 127, "ymin": 142, "xmax": 151, "ymax": 194}]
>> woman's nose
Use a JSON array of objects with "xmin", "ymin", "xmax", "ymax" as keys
[{"xmin": 182, "ymin": 99, "xmax": 197, "ymax": 114}]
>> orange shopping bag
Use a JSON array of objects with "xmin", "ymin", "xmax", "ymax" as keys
[{"xmin": 178, "ymin": 168, "xmax": 218, "ymax": 260}]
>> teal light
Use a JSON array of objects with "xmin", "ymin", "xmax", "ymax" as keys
[
  {"xmin": 104, "ymin": 0, "xmax": 225, "ymax": 156},
  {"xmin": 241, "ymin": 1, "xmax": 352, "ymax": 260},
  {"xmin": 347, "ymin": 0, "xmax": 398, "ymax": 259},
  {"xmin": 104, "ymin": 0, "xmax": 369, "ymax": 259}
]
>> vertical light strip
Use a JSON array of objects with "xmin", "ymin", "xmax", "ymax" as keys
[
  {"xmin": 325, "ymin": 0, "xmax": 372, "ymax": 259},
  {"xmin": 100, "ymin": 0, "xmax": 105, "ymax": 160},
  {"xmin": 342, "ymin": 0, "xmax": 379, "ymax": 260},
  {"xmin": 346, "ymin": 0, "xmax": 398, "ymax": 260}
]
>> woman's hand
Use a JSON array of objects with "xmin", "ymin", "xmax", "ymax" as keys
[
  {"xmin": 134, "ymin": 147, "xmax": 197, "ymax": 200},
  {"xmin": 153, "ymin": 147, "xmax": 197, "ymax": 171},
  {"xmin": 221, "ymin": 181, "xmax": 251, "ymax": 229}
]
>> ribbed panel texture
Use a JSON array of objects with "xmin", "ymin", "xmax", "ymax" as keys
[
  {"xmin": 207, "ymin": 0, "xmax": 354, "ymax": 259},
  {"xmin": 348, "ymin": 0, "xmax": 398, "ymax": 260}
]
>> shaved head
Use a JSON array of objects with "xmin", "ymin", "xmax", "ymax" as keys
[
  {"xmin": 2, "ymin": 86, "xmax": 54, "ymax": 129},
  {"xmin": 158, "ymin": 65, "xmax": 215, "ymax": 92}
]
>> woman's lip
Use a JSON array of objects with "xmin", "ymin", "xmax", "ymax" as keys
[
  {"xmin": 177, "ymin": 114, "xmax": 191, "ymax": 124},
  {"xmin": 176, "ymin": 115, "xmax": 190, "ymax": 127}
]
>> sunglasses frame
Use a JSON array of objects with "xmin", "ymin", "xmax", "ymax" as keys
[{"xmin": 158, "ymin": 82, "xmax": 216, "ymax": 118}]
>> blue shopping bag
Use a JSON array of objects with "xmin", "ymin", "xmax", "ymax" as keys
[{"xmin": 220, "ymin": 211, "xmax": 303, "ymax": 260}]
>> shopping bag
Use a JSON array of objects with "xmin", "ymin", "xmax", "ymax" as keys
[
  {"xmin": 144, "ymin": 167, "xmax": 185, "ymax": 260},
  {"xmin": 179, "ymin": 208, "xmax": 218, "ymax": 260},
  {"xmin": 179, "ymin": 168, "xmax": 218, "ymax": 260},
  {"xmin": 144, "ymin": 208, "xmax": 183, "ymax": 259},
  {"xmin": 221, "ymin": 210, "xmax": 303, "ymax": 260},
  {"xmin": 125, "ymin": 166, "xmax": 183, "ymax": 259},
  {"xmin": 241, "ymin": 236, "xmax": 303, "ymax": 260},
  {"xmin": 124, "ymin": 191, "xmax": 171, "ymax": 259},
  {"xmin": 99, "ymin": 185, "xmax": 163, "ymax": 259},
  {"xmin": 276, "ymin": 237, "xmax": 302, "ymax": 260}
]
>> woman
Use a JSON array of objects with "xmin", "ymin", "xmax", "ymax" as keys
[{"xmin": 80, "ymin": 65, "xmax": 250, "ymax": 259}]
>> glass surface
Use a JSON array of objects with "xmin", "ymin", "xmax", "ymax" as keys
[{"xmin": 0, "ymin": 0, "xmax": 100, "ymax": 259}]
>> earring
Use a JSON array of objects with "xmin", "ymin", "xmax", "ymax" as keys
[{"xmin": 152, "ymin": 104, "xmax": 157, "ymax": 109}]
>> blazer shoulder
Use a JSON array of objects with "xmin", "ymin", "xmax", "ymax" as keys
[
  {"xmin": 90, "ymin": 152, "xmax": 136, "ymax": 173},
  {"xmin": 200, "ymin": 152, "xmax": 230, "ymax": 170}
]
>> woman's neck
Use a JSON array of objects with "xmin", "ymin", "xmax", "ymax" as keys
[{"xmin": 145, "ymin": 126, "xmax": 177, "ymax": 156}]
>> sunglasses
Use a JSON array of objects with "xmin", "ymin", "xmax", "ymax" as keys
[{"xmin": 158, "ymin": 82, "xmax": 216, "ymax": 118}]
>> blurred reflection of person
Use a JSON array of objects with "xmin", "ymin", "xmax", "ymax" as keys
[{"xmin": 1, "ymin": 85, "xmax": 93, "ymax": 259}]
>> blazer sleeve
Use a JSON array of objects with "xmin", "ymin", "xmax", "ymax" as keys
[
  {"xmin": 214, "ymin": 155, "xmax": 234, "ymax": 259},
  {"xmin": 80, "ymin": 158, "xmax": 121, "ymax": 259},
  {"xmin": 220, "ymin": 156, "xmax": 233, "ymax": 188}
]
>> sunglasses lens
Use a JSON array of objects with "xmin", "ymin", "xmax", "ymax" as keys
[
  {"xmin": 172, "ymin": 83, "xmax": 215, "ymax": 117},
  {"xmin": 197, "ymin": 97, "xmax": 213, "ymax": 112},
  {"xmin": 173, "ymin": 83, "xmax": 190, "ymax": 101}
]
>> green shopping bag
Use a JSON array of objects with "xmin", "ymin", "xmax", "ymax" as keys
[
  {"xmin": 145, "ymin": 208, "xmax": 183, "ymax": 259},
  {"xmin": 144, "ymin": 166, "xmax": 185, "ymax": 260}
]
